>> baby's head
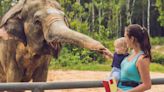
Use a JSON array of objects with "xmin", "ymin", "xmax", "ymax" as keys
[{"xmin": 114, "ymin": 37, "xmax": 128, "ymax": 54}]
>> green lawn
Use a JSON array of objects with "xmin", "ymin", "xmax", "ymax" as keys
[
  {"xmin": 49, "ymin": 62, "xmax": 164, "ymax": 73},
  {"xmin": 150, "ymin": 63, "xmax": 164, "ymax": 73},
  {"xmin": 49, "ymin": 63, "xmax": 111, "ymax": 71}
]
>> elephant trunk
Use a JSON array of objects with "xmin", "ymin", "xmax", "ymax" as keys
[{"xmin": 45, "ymin": 20, "xmax": 105, "ymax": 51}]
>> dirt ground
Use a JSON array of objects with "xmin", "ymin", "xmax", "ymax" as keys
[{"xmin": 39, "ymin": 70, "xmax": 164, "ymax": 92}]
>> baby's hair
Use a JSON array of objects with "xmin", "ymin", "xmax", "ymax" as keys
[{"xmin": 114, "ymin": 37, "xmax": 127, "ymax": 48}]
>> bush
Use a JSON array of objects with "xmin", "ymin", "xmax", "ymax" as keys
[
  {"xmin": 150, "ymin": 37, "xmax": 164, "ymax": 45},
  {"xmin": 152, "ymin": 52, "xmax": 164, "ymax": 65}
]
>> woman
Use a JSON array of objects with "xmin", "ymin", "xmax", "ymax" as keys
[{"xmin": 117, "ymin": 24, "xmax": 152, "ymax": 92}]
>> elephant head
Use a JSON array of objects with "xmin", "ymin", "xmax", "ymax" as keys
[{"xmin": 1, "ymin": 0, "xmax": 105, "ymax": 58}]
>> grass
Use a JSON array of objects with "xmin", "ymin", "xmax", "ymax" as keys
[
  {"xmin": 50, "ymin": 63, "xmax": 111, "ymax": 71},
  {"xmin": 49, "ymin": 62, "xmax": 164, "ymax": 73},
  {"xmin": 150, "ymin": 63, "xmax": 164, "ymax": 73},
  {"xmin": 152, "ymin": 45, "xmax": 164, "ymax": 55}
]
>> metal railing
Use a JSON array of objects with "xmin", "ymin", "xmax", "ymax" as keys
[{"xmin": 0, "ymin": 78, "xmax": 163, "ymax": 91}]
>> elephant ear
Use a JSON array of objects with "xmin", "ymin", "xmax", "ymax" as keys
[
  {"xmin": 0, "ymin": 0, "xmax": 26, "ymax": 27},
  {"xmin": 4, "ymin": 18, "xmax": 27, "ymax": 46}
]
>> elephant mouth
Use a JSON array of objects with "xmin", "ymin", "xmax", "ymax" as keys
[
  {"xmin": 49, "ymin": 41, "xmax": 62, "ymax": 58},
  {"xmin": 49, "ymin": 41, "xmax": 60, "ymax": 49}
]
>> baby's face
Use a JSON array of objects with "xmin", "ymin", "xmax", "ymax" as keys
[{"xmin": 114, "ymin": 42, "xmax": 127, "ymax": 54}]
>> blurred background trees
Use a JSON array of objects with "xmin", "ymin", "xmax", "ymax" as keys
[{"xmin": 0, "ymin": 0, "xmax": 163, "ymax": 38}]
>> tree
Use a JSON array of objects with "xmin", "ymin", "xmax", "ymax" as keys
[
  {"xmin": 0, "ymin": 0, "xmax": 18, "ymax": 16},
  {"xmin": 156, "ymin": 0, "xmax": 164, "ymax": 27},
  {"xmin": 147, "ymin": 0, "xmax": 150, "ymax": 34}
]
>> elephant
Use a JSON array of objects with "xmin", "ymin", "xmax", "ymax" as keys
[{"xmin": 0, "ymin": 0, "xmax": 106, "ymax": 91}]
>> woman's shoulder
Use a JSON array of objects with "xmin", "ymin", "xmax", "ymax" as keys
[{"xmin": 136, "ymin": 55, "xmax": 150, "ymax": 66}]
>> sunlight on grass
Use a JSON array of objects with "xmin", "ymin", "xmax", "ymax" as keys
[
  {"xmin": 150, "ymin": 63, "xmax": 164, "ymax": 73},
  {"xmin": 49, "ymin": 62, "xmax": 164, "ymax": 73},
  {"xmin": 152, "ymin": 45, "xmax": 164, "ymax": 54},
  {"xmin": 49, "ymin": 63, "xmax": 112, "ymax": 71},
  {"xmin": 70, "ymin": 64, "xmax": 112, "ymax": 71}
]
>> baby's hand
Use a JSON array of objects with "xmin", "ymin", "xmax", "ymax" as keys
[{"xmin": 102, "ymin": 48, "xmax": 113, "ymax": 59}]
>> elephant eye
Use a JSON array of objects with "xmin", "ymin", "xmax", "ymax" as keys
[
  {"xmin": 33, "ymin": 18, "xmax": 42, "ymax": 30},
  {"xmin": 34, "ymin": 19, "xmax": 41, "ymax": 25},
  {"xmin": 33, "ymin": 10, "xmax": 45, "ymax": 25},
  {"xmin": 33, "ymin": 16, "xmax": 42, "ymax": 26}
]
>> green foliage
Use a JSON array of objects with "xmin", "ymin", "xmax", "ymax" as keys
[
  {"xmin": 156, "ymin": 0, "xmax": 164, "ymax": 26},
  {"xmin": 152, "ymin": 52, "xmax": 164, "ymax": 65},
  {"xmin": 150, "ymin": 63, "xmax": 164, "ymax": 73},
  {"xmin": 150, "ymin": 37, "xmax": 164, "ymax": 45},
  {"xmin": 0, "ymin": 0, "xmax": 17, "ymax": 16},
  {"xmin": 49, "ymin": 44, "xmax": 109, "ymax": 67},
  {"xmin": 51, "ymin": 47, "xmax": 81, "ymax": 67},
  {"xmin": 49, "ymin": 38, "xmax": 114, "ymax": 70},
  {"xmin": 58, "ymin": 0, "xmax": 124, "ymax": 40}
]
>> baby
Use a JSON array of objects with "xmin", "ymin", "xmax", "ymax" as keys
[{"xmin": 103, "ymin": 37, "xmax": 129, "ymax": 82}]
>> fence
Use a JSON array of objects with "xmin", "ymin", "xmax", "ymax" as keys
[{"xmin": 0, "ymin": 78, "xmax": 164, "ymax": 91}]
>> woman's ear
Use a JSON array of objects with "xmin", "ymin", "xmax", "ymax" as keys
[
  {"xmin": 131, "ymin": 36, "xmax": 139, "ymax": 46},
  {"xmin": 131, "ymin": 36, "xmax": 135, "ymax": 43}
]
